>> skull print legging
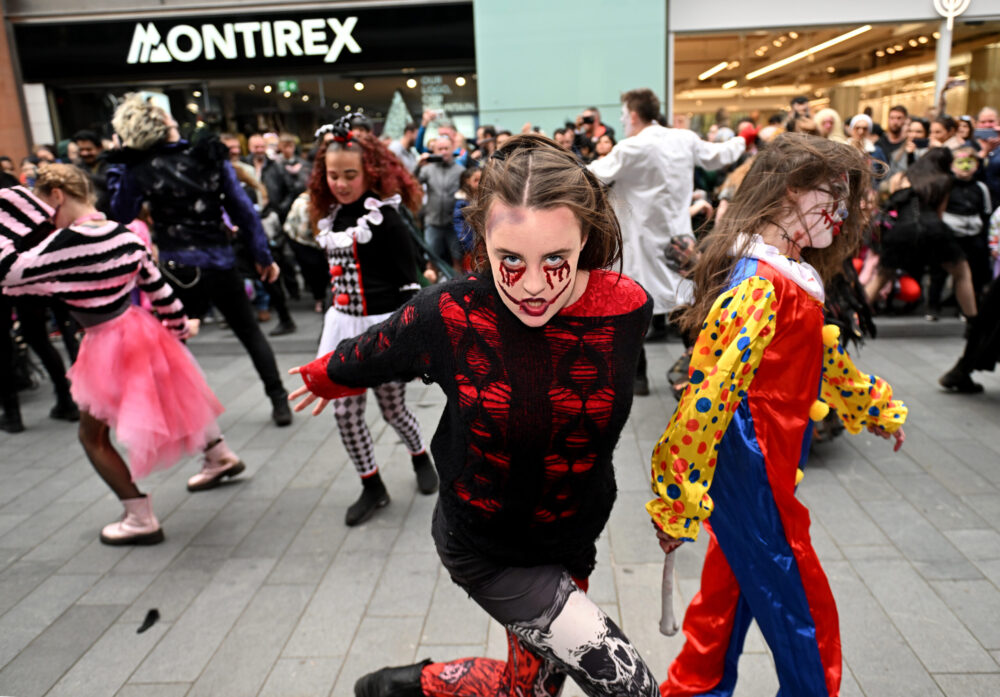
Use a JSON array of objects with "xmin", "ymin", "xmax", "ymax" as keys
[{"xmin": 421, "ymin": 508, "xmax": 661, "ymax": 697}]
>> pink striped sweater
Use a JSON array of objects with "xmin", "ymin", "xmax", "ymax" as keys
[{"xmin": 0, "ymin": 186, "xmax": 187, "ymax": 337}]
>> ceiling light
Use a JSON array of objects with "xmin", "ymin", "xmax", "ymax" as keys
[
  {"xmin": 248, "ymin": 84, "xmax": 256, "ymax": 91},
  {"xmin": 745, "ymin": 25, "xmax": 872, "ymax": 80},
  {"xmin": 918, "ymin": 36, "xmax": 929, "ymax": 44},
  {"xmin": 933, "ymin": 31, "xmax": 941, "ymax": 39},
  {"xmin": 698, "ymin": 61, "xmax": 729, "ymax": 81},
  {"xmin": 283, "ymin": 91, "xmax": 291, "ymax": 98},
  {"xmin": 886, "ymin": 47, "xmax": 896, "ymax": 54},
  {"xmin": 826, "ymin": 66, "xmax": 836, "ymax": 73},
  {"xmin": 772, "ymin": 39, "xmax": 782, "ymax": 47},
  {"xmin": 353, "ymin": 82, "xmax": 364, "ymax": 91},
  {"xmin": 876, "ymin": 50, "xmax": 885, "ymax": 57},
  {"xmin": 908, "ymin": 39, "xmax": 918, "ymax": 47},
  {"xmin": 357, "ymin": 107, "xmax": 364, "ymax": 113},
  {"xmin": 728, "ymin": 60, "xmax": 740, "ymax": 69},
  {"xmin": 192, "ymin": 90, "xmax": 202, "ymax": 98},
  {"xmin": 455, "ymin": 76, "xmax": 466, "ymax": 86},
  {"xmin": 894, "ymin": 44, "xmax": 904, "ymax": 51},
  {"xmin": 406, "ymin": 78, "xmax": 417, "ymax": 88},
  {"xmin": 263, "ymin": 85, "xmax": 272, "ymax": 94},
  {"xmin": 186, "ymin": 103, "xmax": 198, "ymax": 113},
  {"xmin": 789, "ymin": 31, "xmax": 799, "ymax": 39},
  {"xmin": 344, "ymin": 105, "xmax": 351, "ymax": 111},
  {"xmin": 332, "ymin": 102, "xmax": 339, "ymax": 108},
  {"xmin": 301, "ymin": 95, "xmax": 309, "ymax": 102},
  {"xmin": 722, "ymin": 80, "xmax": 738, "ymax": 89}
]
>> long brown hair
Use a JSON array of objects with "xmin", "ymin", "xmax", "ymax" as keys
[
  {"xmin": 679, "ymin": 132, "xmax": 872, "ymax": 337},
  {"xmin": 307, "ymin": 132, "xmax": 422, "ymax": 227},
  {"xmin": 464, "ymin": 134, "xmax": 622, "ymax": 272}
]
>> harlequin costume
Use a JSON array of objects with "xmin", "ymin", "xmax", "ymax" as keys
[
  {"xmin": 315, "ymin": 191, "xmax": 433, "ymax": 523},
  {"xmin": 647, "ymin": 235, "xmax": 907, "ymax": 697},
  {"xmin": 300, "ymin": 269, "xmax": 663, "ymax": 696}
]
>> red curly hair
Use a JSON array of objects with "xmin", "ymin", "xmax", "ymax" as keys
[{"xmin": 308, "ymin": 133, "xmax": 423, "ymax": 228}]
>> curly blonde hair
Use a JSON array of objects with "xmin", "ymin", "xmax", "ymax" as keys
[{"xmin": 112, "ymin": 93, "xmax": 170, "ymax": 150}]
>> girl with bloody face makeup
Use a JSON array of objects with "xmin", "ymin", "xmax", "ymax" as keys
[
  {"xmin": 649, "ymin": 134, "xmax": 908, "ymax": 697},
  {"xmin": 289, "ymin": 135, "xmax": 661, "ymax": 696},
  {"xmin": 306, "ymin": 117, "xmax": 436, "ymax": 526}
]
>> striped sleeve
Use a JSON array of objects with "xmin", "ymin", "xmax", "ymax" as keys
[
  {"xmin": 137, "ymin": 252, "xmax": 189, "ymax": 338},
  {"xmin": 0, "ymin": 187, "xmax": 55, "ymax": 284}
]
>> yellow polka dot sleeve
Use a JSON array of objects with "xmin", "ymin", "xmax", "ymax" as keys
[
  {"xmin": 646, "ymin": 276, "xmax": 778, "ymax": 541},
  {"xmin": 811, "ymin": 325, "xmax": 907, "ymax": 435}
]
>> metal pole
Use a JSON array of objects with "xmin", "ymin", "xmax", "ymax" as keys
[
  {"xmin": 934, "ymin": 19, "xmax": 952, "ymax": 115},
  {"xmin": 666, "ymin": 31, "xmax": 675, "ymax": 125}
]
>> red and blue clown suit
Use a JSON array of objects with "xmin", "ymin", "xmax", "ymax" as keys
[{"xmin": 648, "ymin": 251, "xmax": 907, "ymax": 697}]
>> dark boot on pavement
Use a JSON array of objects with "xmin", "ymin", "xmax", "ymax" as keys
[
  {"xmin": 412, "ymin": 451, "xmax": 438, "ymax": 495},
  {"xmin": 345, "ymin": 471, "xmax": 390, "ymax": 526},
  {"xmin": 1, "ymin": 394, "xmax": 24, "ymax": 433},
  {"xmin": 271, "ymin": 393, "xmax": 293, "ymax": 427},
  {"xmin": 269, "ymin": 320, "xmax": 297, "ymax": 337},
  {"xmin": 354, "ymin": 659, "xmax": 431, "ymax": 697},
  {"xmin": 49, "ymin": 389, "xmax": 80, "ymax": 422},
  {"xmin": 939, "ymin": 362, "xmax": 984, "ymax": 394}
]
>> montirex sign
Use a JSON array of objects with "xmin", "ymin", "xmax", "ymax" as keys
[
  {"xmin": 13, "ymin": 3, "xmax": 474, "ymax": 84},
  {"xmin": 126, "ymin": 17, "xmax": 361, "ymax": 64}
]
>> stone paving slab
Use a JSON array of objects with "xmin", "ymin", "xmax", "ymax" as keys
[{"xmin": 0, "ymin": 303, "xmax": 998, "ymax": 696}]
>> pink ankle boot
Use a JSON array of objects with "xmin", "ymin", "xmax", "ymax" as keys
[
  {"xmin": 100, "ymin": 495, "xmax": 164, "ymax": 545},
  {"xmin": 187, "ymin": 438, "xmax": 245, "ymax": 492}
]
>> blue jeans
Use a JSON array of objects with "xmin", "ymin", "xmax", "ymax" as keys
[{"xmin": 425, "ymin": 224, "xmax": 463, "ymax": 267}]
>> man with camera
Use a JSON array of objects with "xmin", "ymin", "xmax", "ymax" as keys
[
  {"xmin": 418, "ymin": 135, "xmax": 465, "ymax": 269},
  {"xmin": 578, "ymin": 107, "xmax": 614, "ymax": 145}
]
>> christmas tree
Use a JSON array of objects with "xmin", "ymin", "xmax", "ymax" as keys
[{"xmin": 383, "ymin": 90, "xmax": 413, "ymax": 140}]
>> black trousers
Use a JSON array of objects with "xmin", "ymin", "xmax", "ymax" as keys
[
  {"xmin": 0, "ymin": 297, "xmax": 73, "ymax": 399},
  {"xmin": 289, "ymin": 240, "xmax": 330, "ymax": 303},
  {"xmin": 165, "ymin": 265, "xmax": 286, "ymax": 400}
]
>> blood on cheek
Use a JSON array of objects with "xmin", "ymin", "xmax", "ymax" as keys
[
  {"xmin": 544, "ymin": 262, "xmax": 570, "ymax": 289},
  {"xmin": 499, "ymin": 264, "xmax": 525, "ymax": 288}
]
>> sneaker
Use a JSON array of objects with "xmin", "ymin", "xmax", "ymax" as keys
[
  {"xmin": 269, "ymin": 320, "xmax": 297, "ymax": 337},
  {"xmin": 924, "ymin": 313, "xmax": 938, "ymax": 322}
]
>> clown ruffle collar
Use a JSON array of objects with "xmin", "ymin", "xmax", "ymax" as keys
[
  {"xmin": 733, "ymin": 233, "xmax": 825, "ymax": 303},
  {"xmin": 316, "ymin": 194, "xmax": 402, "ymax": 251}
]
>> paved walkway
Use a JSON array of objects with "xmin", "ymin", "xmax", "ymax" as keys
[{"xmin": 1, "ymin": 304, "xmax": 998, "ymax": 697}]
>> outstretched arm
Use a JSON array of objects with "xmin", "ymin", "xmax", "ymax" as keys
[
  {"xmin": 646, "ymin": 275, "xmax": 778, "ymax": 541},
  {"xmin": 811, "ymin": 324, "xmax": 907, "ymax": 447},
  {"xmin": 289, "ymin": 294, "xmax": 434, "ymax": 414}
]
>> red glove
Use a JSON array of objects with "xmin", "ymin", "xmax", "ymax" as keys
[{"xmin": 738, "ymin": 123, "xmax": 758, "ymax": 149}]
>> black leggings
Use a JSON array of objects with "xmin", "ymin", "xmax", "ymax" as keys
[
  {"xmin": 0, "ymin": 297, "xmax": 73, "ymax": 400},
  {"xmin": 164, "ymin": 265, "xmax": 286, "ymax": 399}
]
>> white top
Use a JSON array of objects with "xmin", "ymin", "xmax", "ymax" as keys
[{"xmin": 589, "ymin": 124, "xmax": 745, "ymax": 312}]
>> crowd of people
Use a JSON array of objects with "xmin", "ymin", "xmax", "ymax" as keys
[{"xmin": 1, "ymin": 84, "xmax": 998, "ymax": 697}]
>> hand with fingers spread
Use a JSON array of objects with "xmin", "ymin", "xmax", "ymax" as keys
[{"xmin": 287, "ymin": 366, "xmax": 331, "ymax": 416}]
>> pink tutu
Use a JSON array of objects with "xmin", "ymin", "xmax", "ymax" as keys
[{"xmin": 68, "ymin": 306, "xmax": 223, "ymax": 480}]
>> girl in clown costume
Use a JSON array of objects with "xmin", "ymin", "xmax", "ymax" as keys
[{"xmin": 648, "ymin": 133, "xmax": 907, "ymax": 697}]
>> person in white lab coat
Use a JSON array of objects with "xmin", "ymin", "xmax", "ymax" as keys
[{"xmin": 589, "ymin": 88, "xmax": 746, "ymax": 394}]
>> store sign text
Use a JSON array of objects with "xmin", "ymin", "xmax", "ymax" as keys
[{"xmin": 126, "ymin": 17, "xmax": 361, "ymax": 64}]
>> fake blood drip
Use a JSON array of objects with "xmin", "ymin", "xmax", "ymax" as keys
[
  {"xmin": 544, "ymin": 262, "xmax": 570, "ymax": 289},
  {"xmin": 820, "ymin": 209, "xmax": 841, "ymax": 237},
  {"xmin": 499, "ymin": 265, "xmax": 525, "ymax": 288}
]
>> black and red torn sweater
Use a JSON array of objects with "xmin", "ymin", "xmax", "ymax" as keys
[{"xmin": 300, "ymin": 269, "xmax": 652, "ymax": 577}]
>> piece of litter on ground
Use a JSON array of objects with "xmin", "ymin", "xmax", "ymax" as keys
[{"xmin": 137, "ymin": 608, "xmax": 160, "ymax": 634}]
